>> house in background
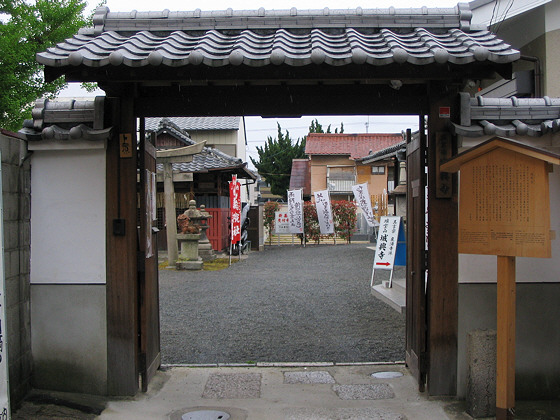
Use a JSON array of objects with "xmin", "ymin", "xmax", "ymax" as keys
[
  {"xmin": 146, "ymin": 116, "xmax": 252, "ymax": 203},
  {"xmin": 147, "ymin": 118, "xmax": 256, "ymax": 251},
  {"xmin": 357, "ymin": 137, "xmax": 408, "ymax": 219},
  {"xmin": 288, "ymin": 158, "xmax": 312, "ymax": 200},
  {"xmin": 304, "ymin": 133, "xmax": 404, "ymax": 201}
]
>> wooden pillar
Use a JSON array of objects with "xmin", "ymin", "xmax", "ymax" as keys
[
  {"xmin": 426, "ymin": 83, "xmax": 458, "ymax": 395},
  {"xmin": 496, "ymin": 255, "xmax": 516, "ymax": 419},
  {"xmin": 163, "ymin": 162, "xmax": 178, "ymax": 267},
  {"xmin": 105, "ymin": 94, "xmax": 139, "ymax": 395}
]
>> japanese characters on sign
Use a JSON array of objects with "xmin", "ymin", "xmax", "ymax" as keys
[
  {"xmin": 458, "ymin": 148, "xmax": 551, "ymax": 257},
  {"xmin": 275, "ymin": 211, "xmax": 291, "ymax": 234},
  {"xmin": 119, "ymin": 133, "xmax": 133, "ymax": 158},
  {"xmin": 229, "ymin": 175, "xmax": 242, "ymax": 244},
  {"xmin": 314, "ymin": 189, "xmax": 334, "ymax": 234},
  {"xmin": 351, "ymin": 183, "xmax": 378, "ymax": 227},
  {"xmin": 435, "ymin": 132, "xmax": 453, "ymax": 198},
  {"xmin": 287, "ymin": 189, "xmax": 304, "ymax": 234},
  {"xmin": 373, "ymin": 216, "xmax": 402, "ymax": 269}
]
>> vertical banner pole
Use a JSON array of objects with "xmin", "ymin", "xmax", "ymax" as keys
[{"xmin": 496, "ymin": 255, "xmax": 516, "ymax": 420}]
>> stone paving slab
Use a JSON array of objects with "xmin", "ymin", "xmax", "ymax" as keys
[
  {"xmin": 202, "ymin": 373, "xmax": 262, "ymax": 399},
  {"xmin": 284, "ymin": 407, "xmax": 406, "ymax": 420},
  {"xmin": 333, "ymin": 383, "xmax": 395, "ymax": 400},
  {"xmin": 283, "ymin": 371, "xmax": 335, "ymax": 384}
]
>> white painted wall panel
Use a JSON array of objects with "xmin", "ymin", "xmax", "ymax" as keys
[{"xmin": 30, "ymin": 148, "xmax": 106, "ymax": 284}]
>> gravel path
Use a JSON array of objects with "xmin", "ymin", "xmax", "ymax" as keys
[{"xmin": 159, "ymin": 244, "xmax": 405, "ymax": 365}]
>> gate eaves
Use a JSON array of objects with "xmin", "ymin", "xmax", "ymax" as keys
[{"xmin": 38, "ymin": 4, "xmax": 519, "ymax": 117}]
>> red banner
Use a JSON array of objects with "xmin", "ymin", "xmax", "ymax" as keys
[{"xmin": 229, "ymin": 175, "xmax": 241, "ymax": 244}]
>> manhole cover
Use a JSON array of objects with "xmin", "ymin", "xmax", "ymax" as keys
[
  {"xmin": 182, "ymin": 410, "xmax": 230, "ymax": 420},
  {"xmin": 371, "ymin": 371, "xmax": 404, "ymax": 379}
]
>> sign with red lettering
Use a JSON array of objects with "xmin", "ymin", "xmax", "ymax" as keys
[
  {"xmin": 229, "ymin": 175, "xmax": 241, "ymax": 244},
  {"xmin": 275, "ymin": 211, "xmax": 290, "ymax": 234}
]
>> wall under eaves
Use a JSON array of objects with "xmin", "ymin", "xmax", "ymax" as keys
[
  {"xmin": 456, "ymin": 133, "xmax": 560, "ymax": 399},
  {"xmin": 29, "ymin": 141, "xmax": 107, "ymax": 394}
]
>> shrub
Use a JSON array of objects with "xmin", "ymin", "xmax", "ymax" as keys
[
  {"xmin": 263, "ymin": 201, "xmax": 281, "ymax": 244},
  {"xmin": 332, "ymin": 200, "xmax": 358, "ymax": 243}
]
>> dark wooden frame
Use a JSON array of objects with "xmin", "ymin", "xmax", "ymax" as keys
[{"xmin": 93, "ymin": 57, "xmax": 507, "ymax": 395}]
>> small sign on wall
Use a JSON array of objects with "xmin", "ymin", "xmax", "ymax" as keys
[
  {"xmin": 439, "ymin": 106, "xmax": 451, "ymax": 118},
  {"xmin": 120, "ymin": 133, "xmax": 133, "ymax": 158}
]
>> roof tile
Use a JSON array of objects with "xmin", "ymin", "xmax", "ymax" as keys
[
  {"xmin": 37, "ymin": 5, "xmax": 519, "ymax": 69},
  {"xmin": 305, "ymin": 133, "xmax": 403, "ymax": 160}
]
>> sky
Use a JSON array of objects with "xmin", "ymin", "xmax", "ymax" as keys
[{"xmin": 60, "ymin": 0, "xmax": 459, "ymax": 164}]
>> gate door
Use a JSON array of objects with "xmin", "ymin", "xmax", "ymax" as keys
[
  {"xmin": 405, "ymin": 125, "xmax": 427, "ymax": 391},
  {"xmin": 138, "ymin": 126, "xmax": 161, "ymax": 391}
]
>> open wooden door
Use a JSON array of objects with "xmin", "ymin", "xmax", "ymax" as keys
[
  {"xmin": 405, "ymin": 124, "xmax": 427, "ymax": 392},
  {"xmin": 138, "ymin": 123, "xmax": 161, "ymax": 392}
]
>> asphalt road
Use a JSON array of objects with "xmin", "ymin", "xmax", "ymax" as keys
[{"xmin": 159, "ymin": 243, "xmax": 405, "ymax": 365}]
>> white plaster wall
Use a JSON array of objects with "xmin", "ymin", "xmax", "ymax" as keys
[
  {"xmin": 471, "ymin": 0, "xmax": 550, "ymax": 28},
  {"xmin": 30, "ymin": 148, "xmax": 106, "ymax": 284},
  {"xmin": 545, "ymin": 0, "xmax": 560, "ymax": 32},
  {"xmin": 31, "ymin": 284, "xmax": 107, "ymax": 394}
]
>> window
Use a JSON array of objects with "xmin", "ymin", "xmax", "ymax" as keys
[{"xmin": 371, "ymin": 165, "xmax": 385, "ymax": 175}]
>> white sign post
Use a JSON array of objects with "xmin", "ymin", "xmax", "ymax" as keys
[
  {"xmin": 371, "ymin": 216, "xmax": 402, "ymax": 288},
  {"xmin": 275, "ymin": 211, "xmax": 291, "ymax": 246}
]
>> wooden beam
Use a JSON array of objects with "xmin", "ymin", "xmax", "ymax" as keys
[
  {"xmin": 426, "ymin": 83, "xmax": 459, "ymax": 396},
  {"xmin": 496, "ymin": 255, "xmax": 516, "ymax": 420},
  {"xmin": 163, "ymin": 162, "xmax": 179, "ymax": 267},
  {"xmin": 156, "ymin": 141, "xmax": 205, "ymax": 161},
  {"xmin": 106, "ymin": 95, "xmax": 139, "ymax": 396}
]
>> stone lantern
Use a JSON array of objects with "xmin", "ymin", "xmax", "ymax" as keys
[
  {"xmin": 176, "ymin": 200, "xmax": 203, "ymax": 270},
  {"xmin": 197, "ymin": 205, "xmax": 216, "ymax": 261}
]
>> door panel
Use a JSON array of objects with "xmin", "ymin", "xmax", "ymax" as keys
[
  {"xmin": 138, "ymin": 127, "xmax": 161, "ymax": 392},
  {"xmin": 405, "ymin": 124, "xmax": 427, "ymax": 392}
]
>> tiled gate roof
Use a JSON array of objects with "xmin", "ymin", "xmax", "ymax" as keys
[{"xmin": 37, "ymin": 4, "xmax": 519, "ymax": 70}]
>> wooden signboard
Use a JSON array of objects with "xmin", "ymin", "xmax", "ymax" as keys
[
  {"xmin": 457, "ymin": 147, "xmax": 550, "ymax": 258},
  {"xmin": 441, "ymin": 136, "xmax": 560, "ymax": 420}
]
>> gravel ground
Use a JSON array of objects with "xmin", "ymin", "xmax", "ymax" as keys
[{"xmin": 159, "ymin": 243, "xmax": 405, "ymax": 365}]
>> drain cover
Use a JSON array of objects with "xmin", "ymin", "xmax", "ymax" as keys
[
  {"xmin": 181, "ymin": 410, "xmax": 230, "ymax": 420},
  {"xmin": 371, "ymin": 371, "xmax": 403, "ymax": 379}
]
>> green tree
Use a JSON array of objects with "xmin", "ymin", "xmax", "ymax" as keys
[
  {"xmin": 308, "ymin": 118, "xmax": 344, "ymax": 135},
  {"xmin": 250, "ymin": 123, "xmax": 306, "ymax": 198},
  {"xmin": 0, "ymin": 0, "xmax": 88, "ymax": 131}
]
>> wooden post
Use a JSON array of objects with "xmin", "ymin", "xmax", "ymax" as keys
[
  {"xmin": 426, "ymin": 84, "xmax": 458, "ymax": 395},
  {"xmin": 496, "ymin": 255, "xmax": 516, "ymax": 420},
  {"xmin": 163, "ymin": 162, "xmax": 178, "ymax": 267}
]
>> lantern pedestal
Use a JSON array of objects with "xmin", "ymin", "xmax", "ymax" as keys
[{"xmin": 176, "ymin": 234, "xmax": 203, "ymax": 270}]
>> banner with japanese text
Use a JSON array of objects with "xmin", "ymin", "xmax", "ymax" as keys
[
  {"xmin": 229, "ymin": 175, "xmax": 241, "ymax": 244},
  {"xmin": 287, "ymin": 189, "xmax": 304, "ymax": 234},
  {"xmin": 352, "ymin": 182, "xmax": 378, "ymax": 227},
  {"xmin": 314, "ymin": 189, "xmax": 334, "ymax": 234}
]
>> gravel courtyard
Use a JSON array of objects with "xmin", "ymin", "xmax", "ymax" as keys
[{"xmin": 159, "ymin": 243, "xmax": 405, "ymax": 365}]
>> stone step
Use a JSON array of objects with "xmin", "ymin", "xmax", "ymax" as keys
[{"xmin": 371, "ymin": 282, "xmax": 406, "ymax": 315}]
